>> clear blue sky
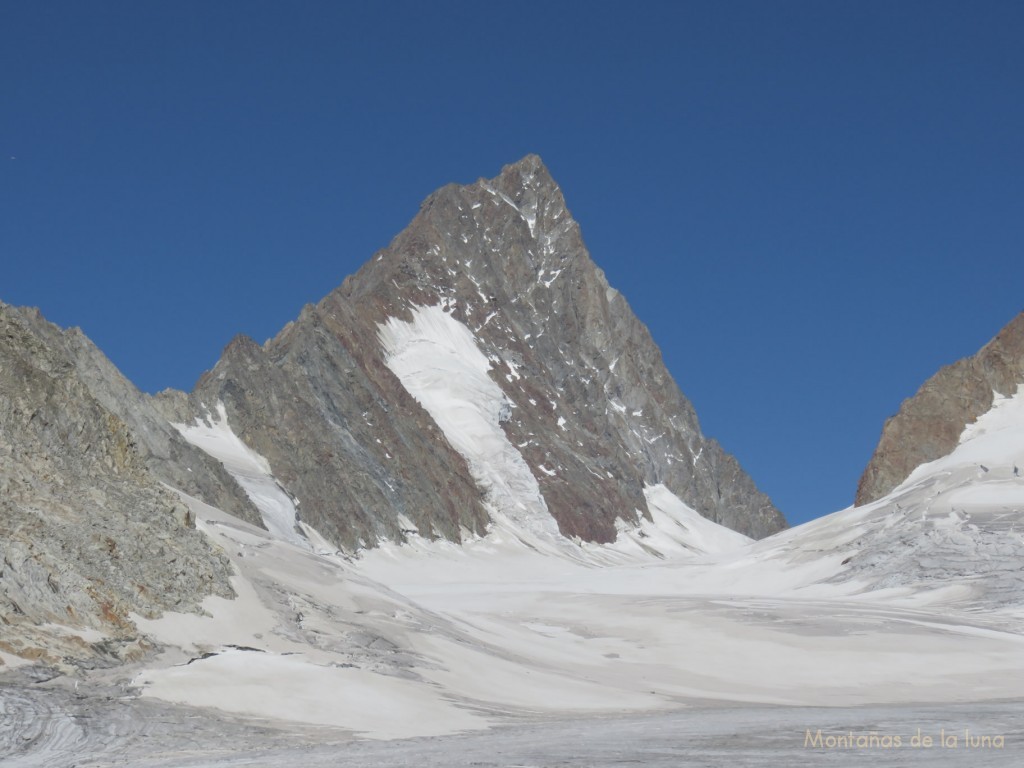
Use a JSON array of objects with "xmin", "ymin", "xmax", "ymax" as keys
[{"xmin": 2, "ymin": 2, "xmax": 1022, "ymax": 526}]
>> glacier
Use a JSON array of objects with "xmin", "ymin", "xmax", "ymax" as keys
[{"xmin": 4, "ymin": 343, "xmax": 1024, "ymax": 766}]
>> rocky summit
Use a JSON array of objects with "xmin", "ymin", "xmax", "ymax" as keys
[
  {"xmin": 857, "ymin": 310, "xmax": 1024, "ymax": 506},
  {"xmin": 167, "ymin": 155, "xmax": 785, "ymax": 549}
]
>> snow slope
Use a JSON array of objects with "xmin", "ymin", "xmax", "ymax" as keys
[
  {"xmin": 378, "ymin": 304, "xmax": 559, "ymax": 544},
  {"xmin": 615, "ymin": 483, "xmax": 753, "ymax": 557},
  {"xmin": 172, "ymin": 403, "xmax": 307, "ymax": 548},
  {"xmin": 727, "ymin": 385, "xmax": 1024, "ymax": 613}
]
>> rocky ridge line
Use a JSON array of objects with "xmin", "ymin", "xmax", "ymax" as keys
[{"xmin": 856, "ymin": 311, "xmax": 1024, "ymax": 505}]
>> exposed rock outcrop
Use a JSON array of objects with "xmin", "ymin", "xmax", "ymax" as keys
[
  {"xmin": 856, "ymin": 311, "xmax": 1024, "ymax": 505},
  {"xmin": 0, "ymin": 303, "xmax": 241, "ymax": 664}
]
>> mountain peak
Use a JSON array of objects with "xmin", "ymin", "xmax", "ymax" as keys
[
  {"xmin": 183, "ymin": 158, "xmax": 784, "ymax": 549},
  {"xmin": 506, "ymin": 152, "xmax": 547, "ymax": 172},
  {"xmin": 491, "ymin": 153, "xmax": 556, "ymax": 193}
]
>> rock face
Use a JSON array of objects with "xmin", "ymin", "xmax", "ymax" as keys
[
  {"xmin": 856, "ymin": 311, "xmax": 1024, "ymax": 505},
  {"xmin": 1, "ymin": 305, "xmax": 262, "ymax": 527},
  {"xmin": 179, "ymin": 156, "xmax": 785, "ymax": 547},
  {"xmin": 0, "ymin": 303, "xmax": 246, "ymax": 664}
]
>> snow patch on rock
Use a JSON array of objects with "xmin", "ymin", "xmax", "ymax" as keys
[
  {"xmin": 378, "ymin": 305, "xmax": 559, "ymax": 543},
  {"xmin": 173, "ymin": 403, "xmax": 307, "ymax": 548}
]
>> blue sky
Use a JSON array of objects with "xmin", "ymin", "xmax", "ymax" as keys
[{"xmin": 2, "ymin": 2, "xmax": 1022, "ymax": 526}]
